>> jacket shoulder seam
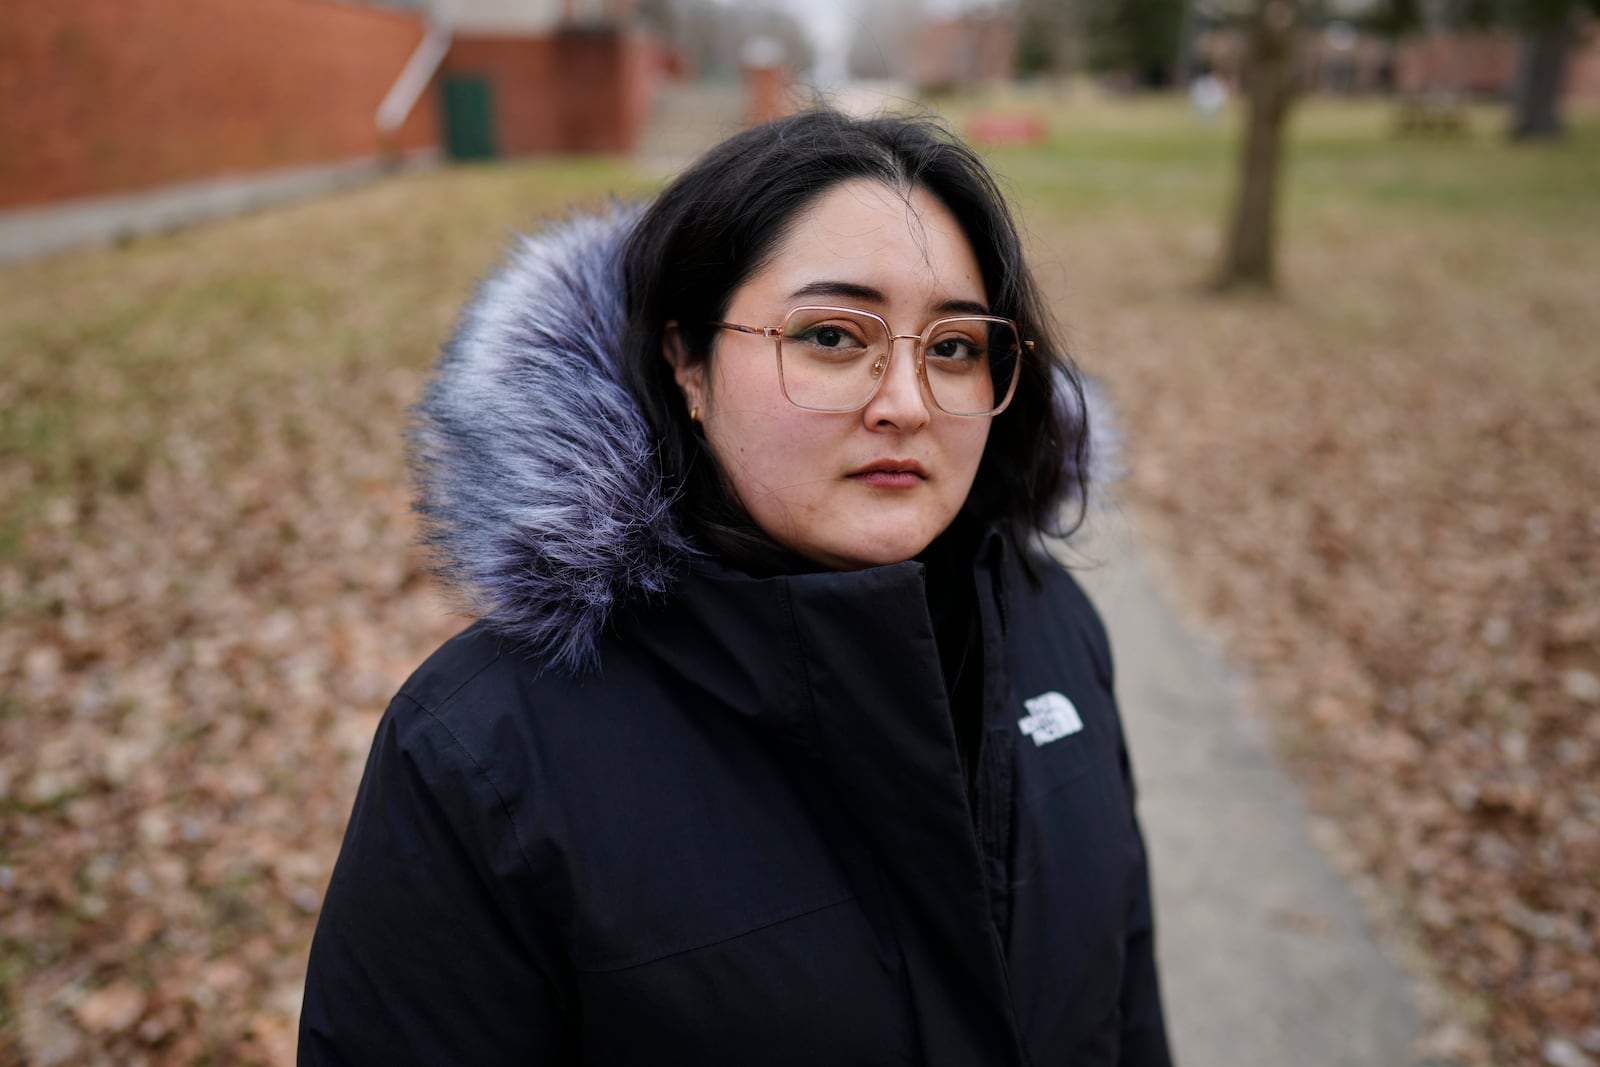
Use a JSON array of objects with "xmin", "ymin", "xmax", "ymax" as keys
[
  {"xmin": 389, "ymin": 689, "xmax": 576, "ymax": 1019},
  {"xmin": 395, "ymin": 636, "xmax": 507, "ymax": 714},
  {"xmin": 392, "ymin": 685, "xmax": 545, "ymax": 888}
]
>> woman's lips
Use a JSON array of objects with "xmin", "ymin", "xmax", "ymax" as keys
[{"xmin": 849, "ymin": 461, "xmax": 927, "ymax": 488}]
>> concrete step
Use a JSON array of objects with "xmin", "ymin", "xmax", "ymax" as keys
[{"xmin": 634, "ymin": 81, "xmax": 747, "ymax": 177}]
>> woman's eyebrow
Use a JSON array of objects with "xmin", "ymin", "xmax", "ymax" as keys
[
  {"xmin": 934, "ymin": 298, "xmax": 991, "ymax": 316},
  {"xmin": 787, "ymin": 280, "xmax": 884, "ymax": 303},
  {"xmin": 786, "ymin": 281, "xmax": 990, "ymax": 316}
]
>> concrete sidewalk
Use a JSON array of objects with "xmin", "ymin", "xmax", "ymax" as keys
[
  {"xmin": 0, "ymin": 153, "xmax": 436, "ymax": 265},
  {"xmin": 1070, "ymin": 511, "xmax": 1422, "ymax": 1067}
]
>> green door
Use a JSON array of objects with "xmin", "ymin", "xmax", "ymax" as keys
[{"xmin": 443, "ymin": 76, "xmax": 497, "ymax": 160}]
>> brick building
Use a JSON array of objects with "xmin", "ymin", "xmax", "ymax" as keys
[
  {"xmin": 1194, "ymin": 20, "xmax": 1600, "ymax": 103},
  {"xmin": 1395, "ymin": 27, "xmax": 1600, "ymax": 103},
  {"xmin": 436, "ymin": 0, "xmax": 664, "ymax": 160},
  {"xmin": 0, "ymin": 0, "xmax": 664, "ymax": 211},
  {"xmin": 913, "ymin": 11, "xmax": 1021, "ymax": 94}
]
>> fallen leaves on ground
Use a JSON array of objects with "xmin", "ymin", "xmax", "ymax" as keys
[
  {"xmin": 1059, "ymin": 195, "xmax": 1599, "ymax": 1067},
  {"xmin": 0, "ymin": 160, "xmax": 645, "ymax": 1066}
]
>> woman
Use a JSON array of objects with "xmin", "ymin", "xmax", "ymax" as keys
[{"xmin": 301, "ymin": 110, "xmax": 1171, "ymax": 1066}]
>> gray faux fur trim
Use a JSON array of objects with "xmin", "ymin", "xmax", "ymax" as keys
[
  {"xmin": 411, "ymin": 203, "xmax": 692, "ymax": 673},
  {"xmin": 410, "ymin": 206, "xmax": 1114, "ymax": 673}
]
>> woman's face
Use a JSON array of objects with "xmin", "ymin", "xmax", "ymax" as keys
[{"xmin": 667, "ymin": 179, "xmax": 994, "ymax": 571}]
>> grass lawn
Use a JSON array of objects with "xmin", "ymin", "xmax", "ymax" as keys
[{"xmin": 2, "ymin": 95, "xmax": 1596, "ymax": 1065}]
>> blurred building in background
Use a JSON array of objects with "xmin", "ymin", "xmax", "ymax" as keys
[
  {"xmin": 1393, "ymin": 27, "xmax": 1600, "ymax": 103},
  {"xmin": 7, "ymin": 0, "xmax": 1598, "ymax": 217},
  {"xmin": 914, "ymin": 8, "xmax": 1023, "ymax": 93},
  {"xmin": 0, "ymin": 0, "xmax": 668, "ymax": 212},
  {"xmin": 432, "ymin": 0, "xmax": 667, "ymax": 160},
  {"xmin": 1193, "ymin": 16, "xmax": 1600, "ymax": 103}
]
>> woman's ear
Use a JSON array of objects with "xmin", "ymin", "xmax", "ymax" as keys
[{"xmin": 662, "ymin": 322, "xmax": 705, "ymax": 415}]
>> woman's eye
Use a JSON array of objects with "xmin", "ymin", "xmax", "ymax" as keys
[
  {"xmin": 798, "ymin": 324, "xmax": 865, "ymax": 349},
  {"xmin": 928, "ymin": 338, "xmax": 981, "ymax": 361}
]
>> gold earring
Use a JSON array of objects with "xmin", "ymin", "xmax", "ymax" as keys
[{"xmin": 690, "ymin": 405, "xmax": 700, "ymax": 423}]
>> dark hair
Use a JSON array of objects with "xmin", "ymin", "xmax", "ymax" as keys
[{"xmin": 620, "ymin": 108, "xmax": 1088, "ymax": 574}]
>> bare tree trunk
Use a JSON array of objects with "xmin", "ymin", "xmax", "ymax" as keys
[
  {"xmin": 1215, "ymin": 0, "xmax": 1299, "ymax": 291},
  {"xmin": 1509, "ymin": 15, "xmax": 1576, "ymax": 141}
]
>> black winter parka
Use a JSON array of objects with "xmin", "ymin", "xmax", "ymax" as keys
[
  {"xmin": 298, "ymin": 208, "xmax": 1172, "ymax": 1065},
  {"xmin": 301, "ymin": 541, "xmax": 1171, "ymax": 1066}
]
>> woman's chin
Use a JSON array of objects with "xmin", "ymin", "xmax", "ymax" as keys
[{"xmin": 793, "ymin": 530, "xmax": 942, "ymax": 573}]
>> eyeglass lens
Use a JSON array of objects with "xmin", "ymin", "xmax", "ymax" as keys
[{"xmin": 777, "ymin": 308, "xmax": 1020, "ymax": 415}]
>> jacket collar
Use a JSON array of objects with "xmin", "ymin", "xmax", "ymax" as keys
[{"xmin": 620, "ymin": 526, "xmax": 1014, "ymax": 747}]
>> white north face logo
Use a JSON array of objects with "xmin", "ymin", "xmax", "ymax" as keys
[{"xmin": 1018, "ymin": 691, "xmax": 1084, "ymax": 747}]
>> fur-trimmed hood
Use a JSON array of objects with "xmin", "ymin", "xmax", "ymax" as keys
[{"xmin": 410, "ymin": 206, "xmax": 1111, "ymax": 673}]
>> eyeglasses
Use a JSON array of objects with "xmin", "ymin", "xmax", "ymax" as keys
[{"xmin": 708, "ymin": 305, "xmax": 1030, "ymax": 417}]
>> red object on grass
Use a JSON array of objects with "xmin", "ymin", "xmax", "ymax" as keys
[{"xmin": 967, "ymin": 113, "xmax": 1047, "ymax": 146}]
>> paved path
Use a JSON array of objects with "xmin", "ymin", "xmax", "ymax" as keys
[
  {"xmin": 1070, "ymin": 510, "xmax": 1422, "ymax": 1067},
  {"xmin": 0, "ymin": 153, "xmax": 434, "ymax": 265}
]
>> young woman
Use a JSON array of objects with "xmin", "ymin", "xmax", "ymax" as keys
[{"xmin": 300, "ymin": 109, "xmax": 1172, "ymax": 1066}]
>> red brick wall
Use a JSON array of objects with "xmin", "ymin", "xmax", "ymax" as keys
[
  {"xmin": 551, "ymin": 28, "xmax": 649, "ymax": 153},
  {"xmin": 1569, "ymin": 31, "xmax": 1600, "ymax": 102},
  {"xmin": 914, "ymin": 16, "xmax": 1021, "ymax": 91},
  {"xmin": 743, "ymin": 65, "xmax": 789, "ymax": 126},
  {"xmin": 444, "ymin": 28, "xmax": 656, "ymax": 156},
  {"xmin": 617, "ymin": 30, "xmax": 663, "ymax": 153},
  {"xmin": 1396, "ymin": 28, "xmax": 1600, "ymax": 102},
  {"xmin": 0, "ymin": 0, "xmax": 439, "ymax": 210},
  {"xmin": 1395, "ymin": 31, "xmax": 1519, "ymax": 96}
]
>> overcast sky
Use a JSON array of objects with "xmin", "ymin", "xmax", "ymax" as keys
[
  {"xmin": 767, "ymin": 0, "xmax": 993, "ymax": 84},
  {"xmin": 777, "ymin": 0, "xmax": 851, "ymax": 83},
  {"xmin": 733, "ymin": 0, "xmax": 995, "ymax": 85}
]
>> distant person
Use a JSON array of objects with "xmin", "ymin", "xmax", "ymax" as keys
[
  {"xmin": 1190, "ymin": 72, "xmax": 1228, "ymax": 121},
  {"xmin": 299, "ymin": 109, "xmax": 1173, "ymax": 1066}
]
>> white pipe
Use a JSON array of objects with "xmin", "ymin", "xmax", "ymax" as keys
[{"xmin": 378, "ymin": 22, "xmax": 453, "ymax": 134}]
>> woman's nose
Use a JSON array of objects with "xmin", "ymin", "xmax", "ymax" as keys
[{"xmin": 862, "ymin": 337, "xmax": 931, "ymax": 432}]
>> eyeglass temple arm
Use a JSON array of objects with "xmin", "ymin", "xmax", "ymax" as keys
[{"xmin": 707, "ymin": 321, "xmax": 781, "ymax": 339}]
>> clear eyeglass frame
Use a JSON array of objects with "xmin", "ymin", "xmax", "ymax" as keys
[{"xmin": 707, "ymin": 304, "xmax": 1031, "ymax": 417}]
